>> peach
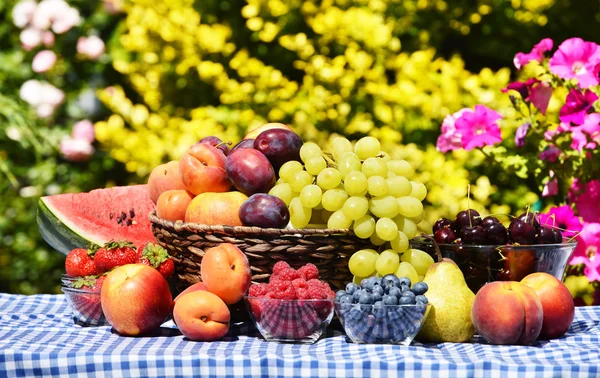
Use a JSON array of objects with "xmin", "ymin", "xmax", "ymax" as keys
[
  {"xmin": 185, "ymin": 191, "xmax": 248, "ymax": 226},
  {"xmin": 244, "ymin": 123, "xmax": 294, "ymax": 140},
  {"xmin": 147, "ymin": 161, "xmax": 187, "ymax": 204},
  {"xmin": 100, "ymin": 264, "xmax": 173, "ymax": 336},
  {"xmin": 200, "ymin": 243, "xmax": 251, "ymax": 305},
  {"xmin": 173, "ymin": 291, "xmax": 230, "ymax": 341},
  {"xmin": 156, "ymin": 189, "xmax": 195, "ymax": 221},
  {"xmin": 174, "ymin": 282, "xmax": 207, "ymax": 305},
  {"xmin": 521, "ymin": 272, "xmax": 575, "ymax": 339},
  {"xmin": 471, "ymin": 281, "xmax": 543, "ymax": 345},
  {"xmin": 179, "ymin": 143, "xmax": 231, "ymax": 195}
]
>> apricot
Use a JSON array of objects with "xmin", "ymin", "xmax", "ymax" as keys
[
  {"xmin": 201, "ymin": 243, "xmax": 252, "ymax": 305},
  {"xmin": 147, "ymin": 161, "xmax": 187, "ymax": 204},
  {"xmin": 185, "ymin": 191, "xmax": 248, "ymax": 226},
  {"xmin": 179, "ymin": 143, "xmax": 230, "ymax": 195},
  {"xmin": 173, "ymin": 291, "xmax": 230, "ymax": 341},
  {"xmin": 156, "ymin": 190, "xmax": 195, "ymax": 222}
]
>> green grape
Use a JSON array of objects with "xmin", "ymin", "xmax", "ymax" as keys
[
  {"xmin": 395, "ymin": 261, "xmax": 419, "ymax": 286},
  {"xmin": 353, "ymin": 275, "xmax": 369, "ymax": 285},
  {"xmin": 305, "ymin": 156, "xmax": 327, "ymax": 175},
  {"xmin": 390, "ymin": 231, "xmax": 410, "ymax": 253},
  {"xmin": 375, "ymin": 249, "xmax": 400, "ymax": 276},
  {"xmin": 401, "ymin": 249, "xmax": 435, "ymax": 276},
  {"xmin": 321, "ymin": 189, "xmax": 348, "ymax": 211},
  {"xmin": 327, "ymin": 209, "xmax": 352, "ymax": 229},
  {"xmin": 376, "ymin": 217, "xmax": 398, "ymax": 241},
  {"xmin": 361, "ymin": 157, "xmax": 388, "ymax": 178},
  {"xmin": 299, "ymin": 184, "xmax": 322, "ymax": 208},
  {"xmin": 354, "ymin": 136, "xmax": 380, "ymax": 160},
  {"xmin": 409, "ymin": 212, "xmax": 424, "ymax": 224},
  {"xmin": 289, "ymin": 197, "xmax": 312, "ymax": 229},
  {"xmin": 276, "ymin": 178, "xmax": 285, "ymax": 185},
  {"xmin": 353, "ymin": 215, "xmax": 375, "ymax": 239},
  {"xmin": 344, "ymin": 171, "xmax": 368, "ymax": 196},
  {"xmin": 386, "ymin": 176, "xmax": 412, "ymax": 198},
  {"xmin": 379, "ymin": 151, "xmax": 392, "ymax": 163},
  {"xmin": 269, "ymin": 183, "xmax": 294, "ymax": 206},
  {"xmin": 348, "ymin": 249, "xmax": 379, "ymax": 277},
  {"xmin": 393, "ymin": 215, "xmax": 418, "ymax": 239},
  {"xmin": 410, "ymin": 181, "xmax": 428, "ymax": 201},
  {"xmin": 317, "ymin": 168, "xmax": 342, "ymax": 190},
  {"xmin": 289, "ymin": 170, "xmax": 313, "ymax": 192},
  {"xmin": 331, "ymin": 137, "xmax": 353, "ymax": 162},
  {"xmin": 367, "ymin": 175, "xmax": 388, "ymax": 197},
  {"xmin": 320, "ymin": 209, "xmax": 333, "ymax": 223},
  {"xmin": 279, "ymin": 161, "xmax": 304, "ymax": 182},
  {"xmin": 369, "ymin": 195, "xmax": 399, "ymax": 218},
  {"xmin": 387, "ymin": 159, "xmax": 414, "ymax": 178},
  {"xmin": 397, "ymin": 196, "xmax": 424, "ymax": 218},
  {"xmin": 342, "ymin": 196, "xmax": 369, "ymax": 220},
  {"xmin": 338, "ymin": 152, "xmax": 362, "ymax": 177},
  {"xmin": 300, "ymin": 142, "xmax": 323, "ymax": 163},
  {"xmin": 369, "ymin": 233, "xmax": 387, "ymax": 246}
]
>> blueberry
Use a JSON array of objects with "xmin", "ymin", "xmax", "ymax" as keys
[
  {"xmin": 399, "ymin": 296, "xmax": 415, "ymax": 305},
  {"xmin": 352, "ymin": 289, "xmax": 365, "ymax": 303},
  {"xmin": 415, "ymin": 295, "xmax": 429, "ymax": 305},
  {"xmin": 361, "ymin": 276, "xmax": 381, "ymax": 291},
  {"xmin": 372, "ymin": 291, "xmax": 382, "ymax": 303},
  {"xmin": 372, "ymin": 285, "xmax": 384, "ymax": 297},
  {"xmin": 388, "ymin": 286, "xmax": 402, "ymax": 298},
  {"xmin": 399, "ymin": 277, "xmax": 411, "ymax": 287},
  {"xmin": 382, "ymin": 294, "xmax": 398, "ymax": 305},
  {"xmin": 412, "ymin": 282, "xmax": 428, "ymax": 296},
  {"xmin": 400, "ymin": 284, "xmax": 411, "ymax": 293},
  {"xmin": 345, "ymin": 283, "xmax": 359, "ymax": 295},
  {"xmin": 340, "ymin": 294, "xmax": 354, "ymax": 304},
  {"xmin": 373, "ymin": 301, "xmax": 387, "ymax": 319},
  {"xmin": 336, "ymin": 290, "xmax": 348, "ymax": 299},
  {"xmin": 381, "ymin": 274, "xmax": 401, "ymax": 288},
  {"xmin": 358, "ymin": 291, "xmax": 375, "ymax": 304},
  {"xmin": 402, "ymin": 291, "xmax": 416, "ymax": 300}
]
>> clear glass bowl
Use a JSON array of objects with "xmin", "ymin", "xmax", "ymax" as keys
[
  {"xmin": 244, "ymin": 296, "xmax": 335, "ymax": 344},
  {"xmin": 335, "ymin": 302, "xmax": 431, "ymax": 345},
  {"xmin": 61, "ymin": 275, "xmax": 106, "ymax": 326},
  {"xmin": 410, "ymin": 237, "xmax": 577, "ymax": 293}
]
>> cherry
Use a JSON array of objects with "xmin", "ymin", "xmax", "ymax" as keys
[
  {"xmin": 484, "ymin": 222, "xmax": 509, "ymax": 245},
  {"xmin": 517, "ymin": 212, "xmax": 540, "ymax": 229},
  {"xmin": 552, "ymin": 228, "xmax": 563, "ymax": 243},
  {"xmin": 461, "ymin": 225, "xmax": 486, "ymax": 245},
  {"xmin": 433, "ymin": 217, "xmax": 452, "ymax": 234},
  {"xmin": 481, "ymin": 216, "xmax": 500, "ymax": 228},
  {"xmin": 536, "ymin": 226, "xmax": 557, "ymax": 244},
  {"xmin": 454, "ymin": 209, "xmax": 482, "ymax": 231},
  {"xmin": 434, "ymin": 228, "xmax": 457, "ymax": 244},
  {"xmin": 508, "ymin": 219, "xmax": 536, "ymax": 245}
]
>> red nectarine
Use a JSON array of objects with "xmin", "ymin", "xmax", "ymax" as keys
[
  {"xmin": 200, "ymin": 243, "xmax": 252, "ymax": 305},
  {"xmin": 173, "ymin": 291, "xmax": 230, "ymax": 341}
]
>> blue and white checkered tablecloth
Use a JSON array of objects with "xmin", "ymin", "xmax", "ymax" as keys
[{"xmin": 1, "ymin": 294, "xmax": 599, "ymax": 378}]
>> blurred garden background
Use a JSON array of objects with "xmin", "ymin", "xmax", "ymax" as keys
[{"xmin": 1, "ymin": 0, "xmax": 599, "ymax": 300}]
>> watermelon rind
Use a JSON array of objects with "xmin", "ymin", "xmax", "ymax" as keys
[{"xmin": 37, "ymin": 198, "xmax": 99, "ymax": 255}]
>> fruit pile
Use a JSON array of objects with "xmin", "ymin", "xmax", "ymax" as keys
[
  {"xmin": 433, "ymin": 209, "xmax": 564, "ymax": 246},
  {"xmin": 246, "ymin": 261, "xmax": 336, "ymax": 339},
  {"xmin": 334, "ymin": 275, "xmax": 430, "ymax": 344}
]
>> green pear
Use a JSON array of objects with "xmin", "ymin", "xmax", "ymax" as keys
[{"xmin": 416, "ymin": 245, "xmax": 475, "ymax": 343}]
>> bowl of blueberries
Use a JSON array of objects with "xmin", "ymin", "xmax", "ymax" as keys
[
  {"xmin": 334, "ymin": 274, "xmax": 431, "ymax": 345},
  {"xmin": 411, "ymin": 209, "xmax": 577, "ymax": 294}
]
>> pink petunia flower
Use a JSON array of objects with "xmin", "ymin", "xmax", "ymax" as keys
[
  {"xmin": 454, "ymin": 105, "xmax": 503, "ymax": 150},
  {"xmin": 575, "ymin": 180, "xmax": 600, "ymax": 223},
  {"xmin": 502, "ymin": 79, "xmax": 553, "ymax": 115},
  {"xmin": 569, "ymin": 113, "xmax": 600, "ymax": 151},
  {"xmin": 72, "ymin": 120, "xmax": 95, "ymax": 144},
  {"xmin": 32, "ymin": 50, "xmax": 57, "ymax": 73},
  {"xmin": 41, "ymin": 31, "xmax": 54, "ymax": 47},
  {"xmin": 60, "ymin": 138, "xmax": 95, "ymax": 162},
  {"xmin": 436, "ymin": 108, "xmax": 469, "ymax": 153},
  {"xmin": 539, "ymin": 205, "xmax": 583, "ymax": 238},
  {"xmin": 544, "ymin": 123, "xmax": 570, "ymax": 141},
  {"xmin": 542, "ymin": 171, "xmax": 559, "ymax": 197},
  {"xmin": 514, "ymin": 122, "xmax": 530, "ymax": 148},
  {"xmin": 12, "ymin": 0, "xmax": 37, "ymax": 28},
  {"xmin": 549, "ymin": 38, "xmax": 600, "ymax": 88},
  {"xmin": 559, "ymin": 89, "xmax": 598, "ymax": 125},
  {"xmin": 569, "ymin": 222, "xmax": 600, "ymax": 282},
  {"xmin": 539, "ymin": 145, "xmax": 561, "ymax": 162},
  {"xmin": 19, "ymin": 27, "xmax": 41, "ymax": 50},
  {"xmin": 77, "ymin": 36, "xmax": 105, "ymax": 60},
  {"xmin": 514, "ymin": 38, "xmax": 553, "ymax": 70}
]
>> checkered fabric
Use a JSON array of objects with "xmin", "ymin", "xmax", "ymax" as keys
[{"xmin": 1, "ymin": 293, "xmax": 600, "ymax": 377}]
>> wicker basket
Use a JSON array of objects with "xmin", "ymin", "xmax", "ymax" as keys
[{"xmin": 149, "ymin": 211, "xmax": 374, "ymax": 292}]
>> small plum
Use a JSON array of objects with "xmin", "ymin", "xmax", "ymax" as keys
[{"xmin": 239, "ymin": 193, "xmax": 290, "ymax": 228}]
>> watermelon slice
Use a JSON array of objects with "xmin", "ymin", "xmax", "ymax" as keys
[{"xmin": 37, "ymin": 185, "xmax": 156, "ymax": 255}]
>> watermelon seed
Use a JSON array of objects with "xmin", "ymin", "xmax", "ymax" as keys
[
  {"xmin": 120, "ymin": 212, "xmax": 127, "ymax": 221},
  {"xmin": 117, "ymin": 217, "xmax": 123, "ymax": 225},
  {"xmin": 126, "ymin": 219, "xmax": 133, "ymax": 226},
  {"xmin": 129, "ymin": 209, "xmax": 135, "ymax": 218},
  {"xmin": 109, "ymin": 213, "xmax": 114, "ymax": 220}
]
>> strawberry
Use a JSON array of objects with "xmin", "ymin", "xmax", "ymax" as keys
[
  {"xmin": 65, "ymin": 248, "xmax": 98, "ymax": 277},
  {"xmin": 94, "ymin": 240, "xmax": 138, "ymax": 273},
  {"xmin": 138, "ymin": 242, "xmax": 175, "ymax": 278}
]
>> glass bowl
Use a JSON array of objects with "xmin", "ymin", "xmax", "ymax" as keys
[
  {"xmin": 61, "ymin": 275, "xmax": 106, "ymax": 326},
  {"xmin": 410, "ymin": 237, "xmax": 577, "ymax": 293},
  {"xmin": 335, "ymin": 302, "xmax": 431, "ymax": 345},
  {"xmin": 244, "ymin": 296, "xmax": 335, "ymax": 344}
]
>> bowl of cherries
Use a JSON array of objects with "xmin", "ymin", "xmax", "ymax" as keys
[{"xmin": 411, "ymin": 209, "xmax": 577, "ymax": 293}]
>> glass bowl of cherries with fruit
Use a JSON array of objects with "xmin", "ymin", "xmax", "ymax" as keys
[{"xmin": 410, "ymin": 209, "xmax": 577, "ymax": 294}]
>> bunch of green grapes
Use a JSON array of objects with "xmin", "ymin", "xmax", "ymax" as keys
[{"xmin": 269, "ymin": 136, "xmax": 432, "ymax": 283}]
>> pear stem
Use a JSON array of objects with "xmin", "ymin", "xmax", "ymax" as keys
[{"xmin": 421, "ymin": 233, "xmax": 443, "ymax": 262}]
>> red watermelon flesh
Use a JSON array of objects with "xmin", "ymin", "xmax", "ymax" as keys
[{"xmin": 37, "ymin": 185, "xmax": 156, "ymax": 254}]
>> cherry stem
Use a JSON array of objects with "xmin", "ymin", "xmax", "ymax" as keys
[
  {"xmin": 420, "ymin": 233, "xmax": 443, "ymax": 262},
  {"xmin": 215, "ymin": 141, "xmax": 232, "ymax": 148},
  {"xmin": 467, "ymin": 184, "xmax": 472, "ymax": 228}
]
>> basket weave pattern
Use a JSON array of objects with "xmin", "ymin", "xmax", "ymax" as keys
[{"xmin": 149, "ymin": 211, "xmax": 372, "ymax": 290}]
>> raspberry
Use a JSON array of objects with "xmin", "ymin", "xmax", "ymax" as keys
[
  {"xmin": 307, "ymin": 286, "xmax": 328, "ymax": 299},
  {"xmin": 291, "ymin": 278, "xmax": 307, "ymax": 290},
  {"xmin": 298, "ymin": 264, "xmax": 319, "ymax": 280},
  {"xmin": 296, "ymin": 287, "xmax": 311, "ymax": 299},
  {"xmin": 272, "ymin": 261, "xmax": 291, "ymax": 276},
  {"xmin": 271, "ymin": 286, "xmax": 297, "ymax": 300},
  {"xmin": 249, "ymin": 283, "xmax": 270, "ymax": 297},
  {"xmin": 272, "ymin": 267, "xmax": 301, "ymax": 282}
]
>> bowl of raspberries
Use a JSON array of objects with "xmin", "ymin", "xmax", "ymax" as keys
[
  {"xmin": 61, "ymin": 274, "xmax": 108, "ymax": 326},
  {"xmin": 244, "ymin": 261, "xmax": 336, "ymax": 344},
  {"xmin": 334, "ymin": 275, "xmax": 431, "ymax": 345}
]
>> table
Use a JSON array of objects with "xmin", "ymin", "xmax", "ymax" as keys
[{"xmin": 1, "ymin": 294, "xmax": 599, "ymax": 377}]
